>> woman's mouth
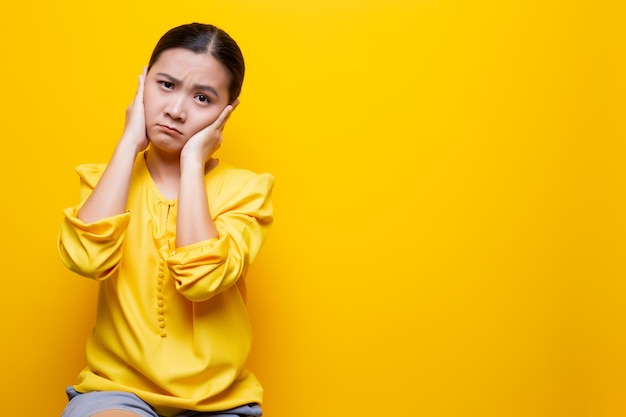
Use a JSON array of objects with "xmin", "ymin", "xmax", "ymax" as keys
[{"xmin": 157, "ymin": 124, "xmax": 183, "ymax": 136}]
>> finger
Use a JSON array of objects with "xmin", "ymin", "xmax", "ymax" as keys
[
  {"xmin": 214, "ymin": 105, "xmax": 234, "ymax": 130},
  {"xmin": 132, "ymin": 67, "xmax": 147, "ymax": 105}
]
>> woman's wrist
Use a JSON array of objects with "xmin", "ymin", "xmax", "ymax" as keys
[
  {"xmin": 118, "ymin": 134, "xmax": 146, "ymax": 155},
  {"xmin": 180, "ymin": 149, "xmax": 208, "ymax": 170}
]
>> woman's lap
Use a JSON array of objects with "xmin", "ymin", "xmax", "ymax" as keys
[{"xmin": 61, "ymin": 387, "xmax": 262, "ymax": 417}]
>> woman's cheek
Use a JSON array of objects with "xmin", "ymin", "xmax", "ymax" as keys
[{"xmin": 206, "ymin": 109, "xmax": 221, "ymax": 126}]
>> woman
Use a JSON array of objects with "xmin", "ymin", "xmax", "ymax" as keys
[{"xmin": 58, "ymin": 23, "xmax": 273, "ymax": 417}]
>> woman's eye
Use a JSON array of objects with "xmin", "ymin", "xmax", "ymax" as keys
[
  {"xmin": 196, "ymin": 94, "xmax": 210, "ymax": 103},
  {"xmin": 160, "ymin": 81, "xmax": 174, "ymax": 89}
]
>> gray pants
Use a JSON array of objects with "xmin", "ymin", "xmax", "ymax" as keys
[{"xmin": 61, "ymin": 386, "xmax": 263, "ymax": 417}]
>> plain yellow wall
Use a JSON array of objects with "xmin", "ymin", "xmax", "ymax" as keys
[{"xmin": 1, "ymin": 0, "xmax": 625, "ymax": 416}]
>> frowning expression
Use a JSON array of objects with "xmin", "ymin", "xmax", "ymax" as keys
[{"xmin": 143, "ymin": 48, "xmax": 231, "ymax": 154}]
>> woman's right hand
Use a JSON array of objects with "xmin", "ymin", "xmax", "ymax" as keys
[{"xmin": 121, "ymin": 68, "xmax": 149, "ymax": 152}]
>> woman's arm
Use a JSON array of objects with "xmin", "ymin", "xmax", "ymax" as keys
[
  {"xmin": 78, "ymin": 69, "xmax": 149, "ymax": 223},
  {"xmin": 168, "ymin": 171, "xmax": 274, "ymax": 301},
  {"xmin": 176, "ymin": 103, "xmax": 236, "ymax": 247}
]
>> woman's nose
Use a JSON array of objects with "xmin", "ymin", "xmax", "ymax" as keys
[{"xmin": 165, "ymin": 95, "xmax": 186, "ymax": 121}]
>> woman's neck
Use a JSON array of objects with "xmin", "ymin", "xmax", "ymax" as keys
[{"xmin": 144, "ymin": 148, "xmax": 182, "ymax": 200}]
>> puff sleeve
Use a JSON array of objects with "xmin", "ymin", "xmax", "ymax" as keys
[
  {"xmin": 165, "ymin": 172, "xmax": 274, "ymax": 302},
  {"xmin": 57, "ymin": 164, "xmax": 130, "ymax": 280}
]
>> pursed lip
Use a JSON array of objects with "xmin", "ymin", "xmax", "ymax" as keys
[{"xmin": 157, "ymin": 124, "xmax": 183, "ymax": 135}]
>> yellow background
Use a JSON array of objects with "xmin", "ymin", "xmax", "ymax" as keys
[{"xmin": 1, "ymin": 0, "xmax": 625, "ymax": 416}]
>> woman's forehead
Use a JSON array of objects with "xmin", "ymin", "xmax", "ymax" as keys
[{"xmin": 152, "ymin": 49, "xmax": 229, "ymax": 83}]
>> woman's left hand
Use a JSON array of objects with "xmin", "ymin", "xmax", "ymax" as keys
[{"xmin": 180, "ymin": 101, "xmax": 238, "ymax": 166}]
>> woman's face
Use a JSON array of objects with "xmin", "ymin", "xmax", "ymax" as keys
[{"xmin": 143, "ymin": 48, "xmax": 231, "ymax": 153}]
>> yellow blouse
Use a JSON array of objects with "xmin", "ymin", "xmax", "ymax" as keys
[{"xmin": 57, "ymin": 151, "xmax": 274, "ymax": 416}]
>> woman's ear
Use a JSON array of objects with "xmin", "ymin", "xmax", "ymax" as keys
[{"xmin": 230, "ymin": 99, "xmax": 240, "ymax": 109}]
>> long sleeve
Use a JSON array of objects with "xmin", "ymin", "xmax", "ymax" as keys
[
  {"xmin": 57, "ymin": 164, "xmax": 131, "ymax": 280},
  {"xmin": 165, "ymin": 171, "xmax": 274, "ymax": 302}
]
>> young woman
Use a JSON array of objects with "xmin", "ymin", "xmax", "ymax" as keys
[{"xmin": 58, "ymin": 23, "xmax": 273, "ymax": 417}]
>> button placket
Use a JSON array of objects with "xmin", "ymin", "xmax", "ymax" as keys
[{"xmin": 157, "ymin": 260, "xmax": 167, "ymax": 338}]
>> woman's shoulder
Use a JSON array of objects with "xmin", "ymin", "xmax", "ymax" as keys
[
  {"xmin": 210, "ymin": 160, "xmax": 274, "ymax": 195},
  {"xmin": 74, "ymin": 163, "xmax": 107, "ymax": 188},
  {"xmin": 212, "ymin": 160, "xmax": 273, "ymax": 183}
]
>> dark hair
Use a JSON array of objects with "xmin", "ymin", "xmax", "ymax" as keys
[{"xmin": 148, "ymin": 23, "xmax": 245, "ymax": 103}]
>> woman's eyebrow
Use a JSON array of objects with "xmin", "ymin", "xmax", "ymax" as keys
[{"xmin": 156, "ymin": 72, "xmax": 220, "ymax": 97}]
